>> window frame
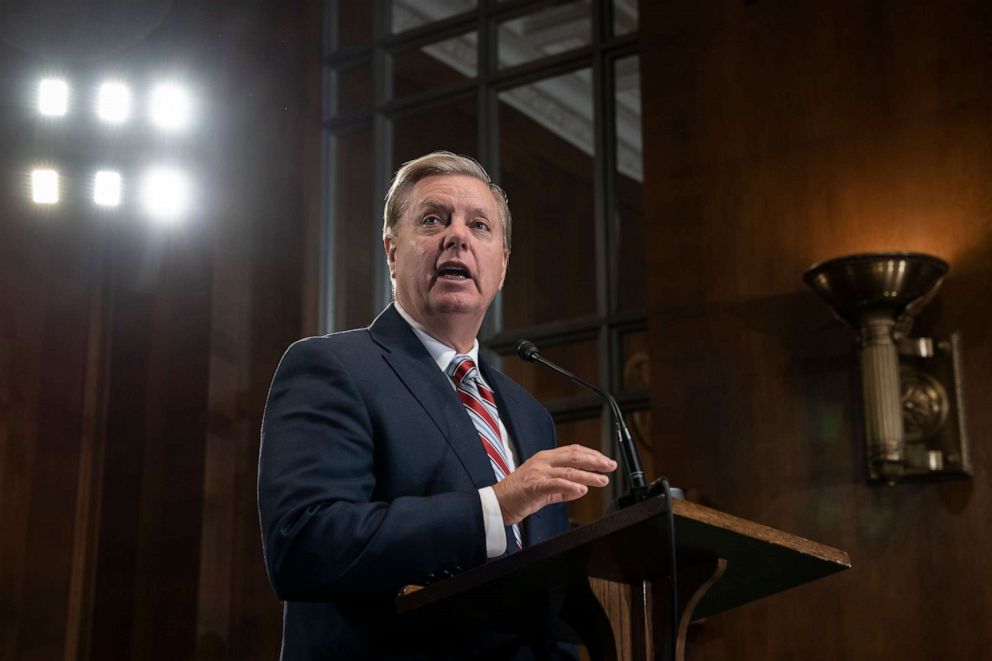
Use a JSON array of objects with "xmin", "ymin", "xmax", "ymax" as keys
[{"xmin": 321, "ymin": 0, "xmax": 649, "ymax": 496}]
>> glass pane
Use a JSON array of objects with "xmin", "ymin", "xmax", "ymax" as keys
[
  {"xmin": 391, "ymin": 0, "xmax": 477, "ymax": 33},
  {"xmin": 612, "ymin": 0, "xmax": 638, "ymax": 37},
  {"xmin": 497, "ymin": 0, "xmax": 591, "ymax": 69},
  {"xmin": 333, "ymin": 62, "xmax": 373, "ymax": 117},
  {"xmin": 336, "ymin": 1, "xmax": 374, "ymax": 49},
  {"xmin": 393, "ymin": 32, "xmax": 477, "ymax": 98},
  {"xmin": 332, "ymin": 130, "xmax": 376, "ymax": 330},
  {"xmin": 499, "ymin": 69, "xmax": 596, "ymax": 327},
  {"xmin": 500, "ymin": 339, "xmax": 599, "ymax": 402},
  {"xmin": 619, "ymin": 329, "xmax": 648, "ymax": 391},
  {"xmin": 615, "ymin": 55, "xmax": 644, "ymax": 312},
  {"xmin": 624, "ymin": 409, "xmax": 653, "ymax": 483},
  {"xmin": 619, "ymin": 327, "xmax": 652, "ymax": 482},
  {"xmin": 393, "ymin": 95, "xmax": 477, "ymax": 167},
  {"xmin": 554, "ymin": 416, "xmax": 606, "ymax": 525}
]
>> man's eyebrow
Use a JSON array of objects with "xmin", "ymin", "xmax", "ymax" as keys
[{"xmin": 414, "ymin": 199, "xmax": 452, "ymax": 214}]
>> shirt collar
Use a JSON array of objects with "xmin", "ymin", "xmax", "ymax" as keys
[{"xmin": 394, "ymin": 301, "xmax": 480, "ymax": 373}]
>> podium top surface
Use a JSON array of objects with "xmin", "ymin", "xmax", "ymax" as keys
[
  {"xmin": 397, "ymin": 495, "xmax": 850, "ymax": 621},
  {"xmin": 665, "ymin": 498, "xmax": 850, "ymax": 617}
]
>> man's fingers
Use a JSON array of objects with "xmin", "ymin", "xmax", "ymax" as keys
[
  {"xmin": 531, "ymin": 472, "xmax": 606, "ymax": 502},
  {"xmin": 536, "ymin": 478, "xmax": 588, "ymax": 503},
  {"xmin": 552, "ymin": 466, "xmax": 610, "ymax": 487},
  {"xmin": 542, "ymin": 444, "xmax": 617, "ymax": 472}
]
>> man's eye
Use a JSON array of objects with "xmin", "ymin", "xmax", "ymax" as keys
[
  {"xmin": 471, "ymin": 220, "xmax": 490, "ymax": 231},
  {"xmin": 422, "ymin": 215, "xmax": 441, "ymax": 225}
]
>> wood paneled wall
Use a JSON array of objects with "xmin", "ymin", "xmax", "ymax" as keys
[
  {"xmin": 639, "ymin": 1, "xmax": 992, "ymax": 658},
  {"xmin": 0, "ymin": 2, "xmax": 320, "ymax": 659}
]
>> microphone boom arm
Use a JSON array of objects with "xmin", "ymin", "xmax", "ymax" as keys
[
  {"xmin": 515, "ymin": 339, "xmax": 681, "ymax": 659},
  {"xmin": 518, "ymin": 343, "xmax": 647, "ymax": 499}
]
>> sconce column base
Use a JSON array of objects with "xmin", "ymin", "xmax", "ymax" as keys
[{"xmin": 859, "ymin": 317, "xmax": 906, "ymax": 478}]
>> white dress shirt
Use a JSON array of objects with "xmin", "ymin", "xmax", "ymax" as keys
[{"xmin": 394, "ymin": 302, "xmax": 516, "ymax": 558}]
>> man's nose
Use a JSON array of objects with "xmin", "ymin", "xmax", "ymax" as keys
[{"xmin": 443, "ymin": 219, "xmax": 470, "ymax": 250}]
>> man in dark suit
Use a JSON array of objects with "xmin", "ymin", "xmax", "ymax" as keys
[{"xmin": 258, "ymin": 151, "xmax": 616, "ymax": 659}]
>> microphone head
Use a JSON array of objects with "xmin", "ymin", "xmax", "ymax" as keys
[{"xmin": 515, "ymin": 339, "xmax": 540, "ymax": 362}]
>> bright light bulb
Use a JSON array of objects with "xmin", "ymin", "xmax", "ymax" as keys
[
  {"xmin": 141, "ymin": 167, "xmax": 190, "ymax": 222},
  {"xmin": 38, "ymin": 79, "xmax": 68, "ymax": 116},
  {"xmin": 31, "ymin": 169, "xmax": 60, "ymax": 204},
  {"xmin": 97, "ymin": 81, "xmax": 131, "ymax": 124},
  {"xmin": 94, "ymin": 171, "xmax": 122, "ymax": 207},
  {"xmin": 149, "ymin": 83, "xmax": 192, "ymax": 130}
]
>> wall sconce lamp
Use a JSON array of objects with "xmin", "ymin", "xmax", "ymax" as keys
[{"xmin": 804, "ymin": 252, "xmax": 971, "ymax": 485}]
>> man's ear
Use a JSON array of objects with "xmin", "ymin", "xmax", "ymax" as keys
[
  {"xmin": 384, "ymin": 235, "xmax": 397, "ymax": 279},
  {"xmin": 497, "ymin": 249, "xmax": 509, "ymax": 290}
]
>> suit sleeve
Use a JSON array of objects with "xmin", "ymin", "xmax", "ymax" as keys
[{"xmin": 258, "ymin": 338, "xmax": 487, "ymax": 601}]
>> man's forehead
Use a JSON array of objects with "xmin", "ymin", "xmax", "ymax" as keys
[
  {"xmin": 414, "ymin": 197, "xmax": 492, "ymax": 214},
  {"xmin": 408, "ymin": 175, "xmax": 498, "ymax": 214}
]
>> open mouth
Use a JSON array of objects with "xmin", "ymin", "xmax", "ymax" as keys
[{"xmin": 437, "ymin": 264, "xmax": 471, "ymax": 281}]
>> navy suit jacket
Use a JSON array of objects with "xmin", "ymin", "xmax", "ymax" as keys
[{"xmin": 258, "ymin": 305, "xmax": 571, "ymax": 659}]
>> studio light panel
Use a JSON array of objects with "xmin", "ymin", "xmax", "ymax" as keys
[
  {"xmin": 28, "ymin": 75, "xmax": 197, "ymax": 221},
  {"xmin": 35, "ymin": 77, "xmax": 194, "ymax": 131},
  {"xmin": 96, "ymin": 81, "xmax": 132, "ymax": 124},
  {"xmin": 38, "ymin": 79, "xmax": 68, "ymax": 116},
  {"xmin": 93, "ymin": 171, "xmax": 122, "ymax": 207},
  {"xmin": 141, "ymin": 167, "xmax": 190, "ymax": 222},
  {"xmin": 149, "ymin": 83, "xmax": 192, "ymax": 130},
  {"xmin": 31, "ymin": 169, "xmax": 60, "ymax": 204}
]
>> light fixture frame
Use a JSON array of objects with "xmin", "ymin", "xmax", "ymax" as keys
[{"xmin": 804, "ymin": 252, "xmax": 971, "ymax": 485}]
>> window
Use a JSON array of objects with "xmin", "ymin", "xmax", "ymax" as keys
[{"xmin": 322, "ymin": 0, "xmax": 648, "ymax": 519}]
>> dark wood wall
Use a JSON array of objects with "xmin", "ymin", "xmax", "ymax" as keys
[
  {"xmin": 7, "ymin": 0, "xmax": 992, "ymax": 658},
  {"xmin": 0, "ymin": 2, "xmax": 320, "ymax": 659},
  {"xmin": 640, "ymin": 1, "xmax": 992, "ymax": 658}
]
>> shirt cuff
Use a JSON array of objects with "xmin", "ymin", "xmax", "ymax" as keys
[{"xmin": 479, "ymin": 486, "xmax": 507, "ymax": 558}]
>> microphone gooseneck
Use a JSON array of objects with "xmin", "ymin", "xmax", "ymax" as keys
[
  {"xmin": 514, "ymin": 339, "xmax": 647, "ymax": 498},
  {"xmin": 516, "ymin": 338, "xmax": 680, "ymax": 661}
]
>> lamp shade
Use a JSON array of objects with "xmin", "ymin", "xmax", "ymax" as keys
[{"xmin": 803, "ymin": 252, "xmax": 948, "ymax": 326}]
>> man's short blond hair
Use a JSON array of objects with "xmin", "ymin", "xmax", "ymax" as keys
[{"xmin": 382, "ymin": 151, "xmax": 512, "ymax": 251}]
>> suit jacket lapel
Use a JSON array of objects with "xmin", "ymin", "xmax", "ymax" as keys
[{"xmin": 369, "ymin": 305, "xmax": 496, "ymax": 489}]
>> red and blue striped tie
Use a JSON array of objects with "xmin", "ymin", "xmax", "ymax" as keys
[{"xmin": 447, "ymin": 355, "xmax": 523, "ymax": 551}]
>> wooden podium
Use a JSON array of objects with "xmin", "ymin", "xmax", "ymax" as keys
[{"xmin": 396, "ymin": 495, "xmax": 850, "ymax": 660}]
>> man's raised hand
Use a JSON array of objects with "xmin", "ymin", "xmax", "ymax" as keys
[{"xmin": 491, "ymin": 444, "xmax": 617, "ymax": 525}]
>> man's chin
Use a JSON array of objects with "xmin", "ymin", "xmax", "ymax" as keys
[{"xmin": 428, "ymin": 293, "xmax": 484, "ymax": 317}]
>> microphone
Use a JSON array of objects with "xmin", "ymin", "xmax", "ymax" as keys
[
  {"xmin": 516, "ymin": 339, "xmax": 683, "ymax": 661},
  {"xmin": 515, "ymin": 339, "xmax": 647, "ymax": 500}
]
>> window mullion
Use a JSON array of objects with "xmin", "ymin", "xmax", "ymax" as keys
[{"xmin": 372, "ymin": 0, "xmax": 394, "ymax": 313}]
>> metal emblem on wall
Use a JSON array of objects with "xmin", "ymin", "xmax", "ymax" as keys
[{"xmin": 894, "ymin": 333, "xmax": 971, "ymax": 480}]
